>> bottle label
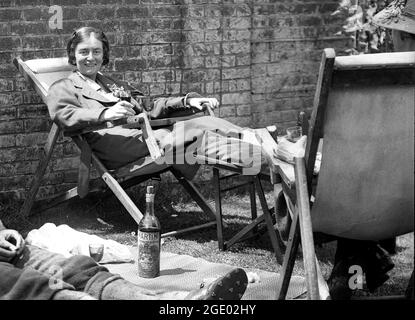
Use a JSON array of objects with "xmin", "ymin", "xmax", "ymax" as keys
[{"xmin": 137, "ymin": 230, "xmax": 160, "ymax": 278}]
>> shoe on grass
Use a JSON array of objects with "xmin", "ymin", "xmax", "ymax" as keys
[
  {"xmin": 185, "ymin": 268, "xmax": 248, "ymax": 300},
  {"xmin": 327, "ymin": 259, "xmax": 353, "ymax": 300}
]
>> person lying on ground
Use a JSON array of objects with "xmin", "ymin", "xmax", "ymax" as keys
[{"xmin": 0, "ymin": 219, "xmax": 248, "ymax": 300}]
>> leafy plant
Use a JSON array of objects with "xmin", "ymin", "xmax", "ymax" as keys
[{"xmin": 333, "ymin": 0, "xmax": 395, "ymax": 54}]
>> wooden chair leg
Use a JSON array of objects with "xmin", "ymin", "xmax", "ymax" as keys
[
  {"xmin": 275, "ymin": 208, "xmax": 301, "ymax": 299},
  {"xmin": 101, "ymin": 172, "xmax": 143, "ymax": 224},
  {"xmin": 161, "ymin": 221, "xmax": 217, "ymax": 238},
  {"xmin": 31, "ymin": 187, "xmax": 79, "ymax": 215},
  {"xmin": 276, "ymin": 157, "xmax": 322, "ymax": 300},
  {"xmin": 211, "ymin": 168, "xmax": 284, "ymax": 261},
  {"xmin": 249, "ymin": 178, "xmax": 257, "ymax": 234},
  {"xmin": 276, "ymin": 158, "xmax": 329, "ymax": 300},
  {"xmin": 405, "ymin": 270, "xmax": 414, "ymax": 300},
  {"xmin": 75, "ymin": 136, "xmax": 92, "ymax": 199},
  {"xmin": 170, "ymin": 167, "xmax": 217, "ymax": 221},
  {"xmin": 213, "ymin": 167, "xmax": 225, "ymax": 250},
  {"xmin": 294, "ymin": 157, "xmax": 319, "ymax": 299},
  {"xmin": 167, "ymin": 167, "xmax": 218, "ymax": 237},
  {"xmin": 20, "ymin": 123, "xmax": 60, "ymax": 217},
  {"xmin": 254, "ymin": 176, "xmax": 284, "ymax": 265}
]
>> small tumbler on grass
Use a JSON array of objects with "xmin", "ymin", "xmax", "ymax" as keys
[{"xmin": 89, "ymin": 243, "xmax": 104, "ymax": 262}]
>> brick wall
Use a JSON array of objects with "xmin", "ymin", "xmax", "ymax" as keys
[{"xmin": 0, "ymin": 0, "xmax": 349, "ymax": 203}]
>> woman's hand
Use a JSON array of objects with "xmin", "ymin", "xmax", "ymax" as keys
[
  {"xmin": 0, "ymin": 229, "xmax": 25, "ymax": 262},
  {"xmin": 187, "ymin": 97, "xmax": 219, "ymax": 110},
  {"xmin": 101, "ymin": 101, "xmax": 136, "ymax": 121}
]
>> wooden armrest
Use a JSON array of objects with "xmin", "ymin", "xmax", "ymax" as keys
[
  {"xmin": 149, "ymin": 105, "xmax": 215, "ymax": 127},
  {"xmin": 63, "ymin": 115, "xmax": 145, "ymax": 136},
  {"xmin": 66, "ymin": 113, "xmax": 163, "ymax": 160}
]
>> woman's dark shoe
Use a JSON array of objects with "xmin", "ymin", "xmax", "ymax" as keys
[
  {"xmin": 364, "ymin": 244, "xmax": 394, "ymax": 292},
  {"xmin": 186, "ymin": 268, "xmax": 248, "ymax": 300},
  {"xmin": 327, "ymin": 259, "xmax": 353, "ymax": 300}
]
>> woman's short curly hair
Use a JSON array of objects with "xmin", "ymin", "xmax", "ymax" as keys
[{"xmin": 66, "ymin": 27, "xmax": 110, "ymax": 66}]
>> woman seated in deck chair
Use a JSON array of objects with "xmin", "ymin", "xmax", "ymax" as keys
[
  {"xmin": 46, "ymin": 26, "xmax": 262, "ymax": 178},
  {"xmin": 0, "ymin": 219, "xmax": 248, "ymax": 300}
]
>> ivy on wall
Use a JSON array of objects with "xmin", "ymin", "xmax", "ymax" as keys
[{"xmin": 333, "ymin": 0, "xmax": 395, "ymax": 54}]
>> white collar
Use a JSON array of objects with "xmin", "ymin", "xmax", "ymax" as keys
[
  {"xmin": 76, "ymin": 70, "xmax": 104, "ymax": 81},
  {"xmin": 76, "ymin": 71, "xmax": 119, "ymax": 102}
]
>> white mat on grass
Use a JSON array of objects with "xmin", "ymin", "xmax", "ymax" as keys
[{"xmin": 105, "ymin": 248, "xmax": 306, "ymax": 300}]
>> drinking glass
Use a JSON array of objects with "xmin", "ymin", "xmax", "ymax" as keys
[
  {"xmin": 286, "ymin": 126, "xmax": 302, "ymax": 142},
  {"xmin": 89, "ymin": 243, "xmax": 104, "ymax": 262},
  {"xmin": 119, "ymin": 89, "xmax": 131, "ymax": 103}
]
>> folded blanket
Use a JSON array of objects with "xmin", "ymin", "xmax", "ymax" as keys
[{"xmin": 25, "ymin": 223, "xmax": 134, "ymax": 264}]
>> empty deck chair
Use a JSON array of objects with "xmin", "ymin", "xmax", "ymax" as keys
[{"xmin": 275, "ymin": 49, "xmax": 414, "ymax": 299}]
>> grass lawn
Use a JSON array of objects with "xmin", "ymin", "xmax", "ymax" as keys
[{"xmin": 2, "ymin": 179, "xmax": 413, "ymax": 299}]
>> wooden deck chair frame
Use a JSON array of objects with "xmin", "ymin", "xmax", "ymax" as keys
[
  {"xmin": 203, "ymin": 128, "xmax": 286, "ymax": 265},
  {"xmin": 13, "ymin": 56, "xmax": 219, "ymax": 238},
  {"xmin": 275, "ymin": 48, "xmax": 414, "ymax": 300},
  {"xmin": 211, "ymin": 166, "xmax": 284, "ymax": 264}
]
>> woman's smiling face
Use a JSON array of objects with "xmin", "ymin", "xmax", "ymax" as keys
[{"xmin": 74, "ymin": 33, "xmax": 103, "ymax": 80}]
